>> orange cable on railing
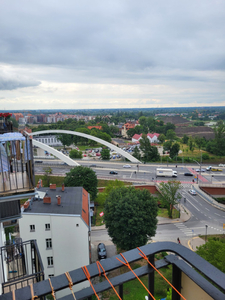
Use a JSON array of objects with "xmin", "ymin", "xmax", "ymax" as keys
[
  {"xmin": 116, "ymin": 253, "xmax": 156, "ymax": 300},
  {"xmin": 48, "ymin": 278, "xmax": 56, "ymax": 300},
  {"xmin": 29, "ymin": 284, "xmax": 38, "ymax": 300},
  {"xmin": 65, "ymin": 272, "xmax": 77, "ymax": 300},
  {"xmin": 96, "ymin": 261, "xmax": 122, "ymax": 300},
  {"xmin": 82, "ymin": 266, "xmax": 100, "ymax": 300},
  {"xmin": 137, "ymin": 247, "xmax": 186, "ymax": 300}
]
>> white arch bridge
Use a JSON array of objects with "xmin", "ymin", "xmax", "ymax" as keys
[{"xmin": 27, "ymin": 130, "xmax": 141, "ymax": 166}]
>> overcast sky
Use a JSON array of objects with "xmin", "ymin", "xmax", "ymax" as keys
[{"xmin": 0, "ymin": 0, "xmax": 225, "ymax": 110}]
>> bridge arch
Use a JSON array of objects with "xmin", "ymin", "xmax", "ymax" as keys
[{"xmin": 28, "ymin": 130, "xmax": 141, "ymax": 164}]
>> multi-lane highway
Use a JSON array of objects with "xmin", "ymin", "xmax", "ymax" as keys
[{"xmin": 34, "ymin": 160, "xmax": 225, "ymax": 184}]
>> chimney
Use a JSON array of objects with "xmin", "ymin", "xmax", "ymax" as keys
[
  {"xmin": 62, "ymin": 183, "xmax": 65, "ymax": 192},
  {"xmin": 40, "ymin": 179, "xmax": 43, "ymax": 187},
  {"xmin": 24, "ymin": 201, "xmax": 30, "ymax": 209},
  {"xmin": 57, "ymin": 195, "xmax": 61, "ymax": 206},
  {"xmin": 37, "ymin": 183, "xmax": 40, "ymax": 189},
  {"xmin": 43, "ymin": 196, "xmax": 51, "ymax": 204},
  {"xmin": 50, "ymin": 184, "xmax": 56, "ymax": 190}
]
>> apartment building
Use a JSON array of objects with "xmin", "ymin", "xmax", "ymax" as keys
[{"xmin": 19, "ymin": 184, "xmax": 91, "ymax": 298}]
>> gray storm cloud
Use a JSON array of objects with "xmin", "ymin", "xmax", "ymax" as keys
[{"xmin": 0, "ymin": 0, "xmax": 224, "ymax": 108}]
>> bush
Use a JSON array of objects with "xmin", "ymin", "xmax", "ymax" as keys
[{"xmin": 202, "ymin": 153, "xmax": 209, "ymax": 160}]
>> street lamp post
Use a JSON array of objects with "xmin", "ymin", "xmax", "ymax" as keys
[{"xmin": 205, "ymin": 224, "xmax": 208, "ymax": 243}]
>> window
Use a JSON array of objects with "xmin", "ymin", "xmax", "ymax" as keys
[
  {"xmin": 30, "ymin": 225, "xmax": 35, "ymax": 232},
  {"xmin": 49, "ymin": 274, "xmax": 54, "ymax": 278},
  {"xmin": 46, "ymin": 239, "xmax": 52, "ymax": 249},
  {"xmin": 45, "ymin": 223, "xmax": 50, "ymax": 231},
  {"xmin": 47, "ymin": 257, "xmax": 53, "ymax": 267}
]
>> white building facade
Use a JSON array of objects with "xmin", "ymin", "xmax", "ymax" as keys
[{"xmin": 19, "ymin": 185, "xmax": 91, "ymax": 297}]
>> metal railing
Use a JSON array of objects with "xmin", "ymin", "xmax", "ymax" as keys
[{"xmin": 0, "ymin": 239, "xmax": 44, "ymax": 294}]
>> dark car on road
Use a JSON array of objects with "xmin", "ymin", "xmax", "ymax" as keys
[
  {"xmin": 184, "ymin": 172, "xmax": 193, "ymax": 176},
  {"xmin": 97, "ymin": 243, "xmax": 107, "ymax": 259},
  {"xmin": 109, "ymin": 171, "xmax": 118, "ymax": 175}
]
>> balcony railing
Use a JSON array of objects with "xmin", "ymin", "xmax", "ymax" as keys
[
  {"xmin": 0, "ymin": 241, "xmax": 224, "ymax": 300},
  {"xmin": 0, "ymin": 133, "xmax": 35, "ymax": 198},
  {"xmin": 0, "ymin": 239, "xmax": 44, "ymax": 295}
]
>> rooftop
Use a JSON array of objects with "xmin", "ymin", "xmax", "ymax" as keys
[{"xmin": 23, "ymin": 186, "xmax": 85, "ymax": 216}]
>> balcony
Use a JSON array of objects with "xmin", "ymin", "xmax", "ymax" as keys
[
  {"xmin": 0, "ymin": 239, "xmax": 44, "ymax": 295},
  {"xmin": 0, "ymin": 133, "xmax": 35, "ymax": 199},
  {"xmin": 0, "ymin": 241, "xmax": 224, "ymax": 300}
]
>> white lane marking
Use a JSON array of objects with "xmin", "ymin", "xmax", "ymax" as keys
[
  {"xmin": 205, "ymin": 208, "xmax": 209, "ymax": 211},
  {"xmin": 187, "ymin": 200, "xmax": 200, "ymax": 211},
  {"xmin": 215, "ymin": 213, "xmax": 221, "ymax": 216}
]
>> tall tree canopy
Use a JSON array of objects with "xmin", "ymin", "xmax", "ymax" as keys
[
  {"xmin": 196, "ymin": 238, "xmax": 225, "ymax": 273},
  {"xmin": 64, "ymin": 166, "xmax": 98, "ymax": 200},
  {"xmin": 139, "ymin": 134, "xmax": 160, "ymax": 162},
  {"xmin": 104, "ymin": 187, "xmax": 158, "ymax": 250}
]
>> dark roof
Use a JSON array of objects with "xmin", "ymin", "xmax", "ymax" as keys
[{"xmin": 24, "ymin": 187, "xmax": 84, "ymax": 215}]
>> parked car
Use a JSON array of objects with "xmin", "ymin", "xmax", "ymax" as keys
[
  {"xmin": 196, "ymin": 168, "xmax": 206, "ymax": 172},
  {"xmin": 218, "ymin": 164, "xmax": 225, "ymax": 167},
  {"xmin": 109, "ymin": 171, "xmax": 118, "ymax": 175},
  {"xmin": 189, "ymin": 189, "xmax": 197, "ymax": 195},
  {"xmin": 35, "ymin": 160, "xmax": 43, "ymax": 163},
  {"xmin": 89, "ymin": 164, "xmax": 97, "ymax": 167},
  {"xmin": 97, "ymin": 243, "xmax": 107, "ymax": 259},
  {"xmin": 96, "ymin": 153, "xmax": 101, "ymax": 156},
  {"xmin": 211, "ymin": 168, "xmax": 223, "ymax": 172},
  {"xmin": 184, "ymin": 172, "xmax": 193, "ymax": 176},
  {"xmin": 123, "ymin": 164, "xmax": 131, "ymax": 168},
  {"xmin": 206, "ymin": 166, "xmax": 212, "ymax": 171}
]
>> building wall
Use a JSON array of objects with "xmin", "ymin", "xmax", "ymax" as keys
[
  {"xmin": 19, "ymin": 213, "xmax": 90, "ymax": 295},
  {"xmin": 34, "ymin": 135, "xmax": 63, "ymax": 146},
  {"xmin": 181, "ymin": 272, "xmax": 213, "ymax": 300}
]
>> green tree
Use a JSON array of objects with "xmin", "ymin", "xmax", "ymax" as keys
[
  {"xmin": 69, "ymin": 149, "xmax": 82, "ymax": 159},
  {"xmin": 139, "ymin": 135, "xmax": 160, "ymax": 162},
  {"xmin": 158, "ymin": 181, "xmax": 182, "ymax": 218},
  {"xmin": 196, "ymin": 238, "xmax": 225, "ymax": 273},
  {"xmin": 213, "ymin": 121, "xmax": 225, "ymax": 155},
  {"xmin": 43, "ymin": 167, "xmax": 52, "ymax": 186},
  {"xmin": 57, "ymin": 134, "xmax": 73, "ymax": 149},
  {"xmin": 189, "ymin": 138, "xmax": 194, "ymax": 152},
  {"xmin": 139, "ymin": 116, "xmax": 147, "ymax": 127},
  {"xmin": 163, "ymin": 140, "xmax": 172, "ymax": 152},
  {"xmin": 166, "ymin": 129, "xmax": 176, "ymax": 141},
  {"xmin": 127, "ymin": 128, "xmax": 136, "ymax": 138},
  {"xmin": 133, "ymin": 146, "xmax": 141, "ymax": 160},
  {"xmin": 64, "ymin": 166, "xmax": 98, "ymax": 200},
  {"xmin": 104, "ymin": 187, "xmax": 158, "ymax": 250},
  {"xmin": 95, "ymin": 180, "xmax": 125, "ymax": 207},
  {"xmin": 170, "ymin": 142, "xmax": 180, "ymax": 159},
  {"xmin": 158, "ymin": 134, "xmax": 166, "ymax": 144},
  {"xmin": 101, "ymin": 148, "xmax": 110, "ymax": 160},
  {"xmin": 182, "ymin": 134, "xmax": 189, "ymax": 144}
]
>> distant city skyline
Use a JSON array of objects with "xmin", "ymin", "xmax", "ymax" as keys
[{"xmin": 1, "ymin": 1, "xmax": 225, "ymax": 110}]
